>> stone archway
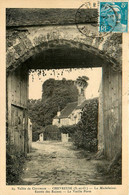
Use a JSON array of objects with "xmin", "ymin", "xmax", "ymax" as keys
[
  {"xmin": 6, "ymin": 25, "xmax": 121, "ymax": 71},
  {"xmin": 6, "ymin": 24, "xmax": 122, "ymax": 159}
]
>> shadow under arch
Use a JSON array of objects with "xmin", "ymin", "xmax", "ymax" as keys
[{"xmin": 7, "ymin": 39, "xmax": 117, "ymax": 72}]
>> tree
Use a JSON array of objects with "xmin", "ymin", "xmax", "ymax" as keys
[
  {"xmin": 72, "ymin": 98, "xmax": 98, "ymax": 152},
  {"xmin": 28, "ymin": 78, "xmax": 78, "ymax": 141},
  {"xmin": 75, "ymin": 76, "xmax": 89, "ymax": 88}
]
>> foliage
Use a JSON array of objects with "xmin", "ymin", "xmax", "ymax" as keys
[
  {"xmin": 44, "ymin": 125, "xmax": 61, "ymax": 140},
  {"xmin": 108, "ymin": 157, "xmax": 122, "ymax": 184},
  {"xmin": 75, "ymin": 76, "xmax": 89, "ymax": 88},
  {"xmin": 6, "ymin": 147, "xmax": 25, "ymax": 185},
  {"xmin": 58, "ymin": 98, "xmax": 98, "ymax": 152},
  {"xmin": 72, "ymin": 98, "xmax": 98, "ymax": 152},
  {"xmin": 59, "ymin": 125, "xmax": 76, "ymax": 136},
  {"xmin": 28, "ymin": 79, "xmax": 78, "ymax": 141},
  {"xmin": 32, "ymin": 131, "xmax": 39, "ymax": 142},
  {"xmin": 96, "ymin": 152, "xmax": 122, "ymax": 184},
  {"xmin": 107, "ymin": 151, "xmax": 122, "ymax": 184}
]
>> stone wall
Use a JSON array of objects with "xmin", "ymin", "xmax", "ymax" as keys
[
  {"xmin": 6, "ymin": 8, "xmax": 97, "ymax": 27},
  {"xmin": 6, "ymin": 25, "xmax": 122, "ymax": 72}
]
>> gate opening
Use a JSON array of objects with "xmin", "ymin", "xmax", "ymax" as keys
[
  {"xmin": 28, "ymin": 68, "xmax": 102, "ymax": 151},
  {"xmin": 6, "ymin": 39, "xmax": 122, "ymax": 161}
]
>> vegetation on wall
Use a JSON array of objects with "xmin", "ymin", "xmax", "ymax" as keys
[
  {"xmin": 59, "ymin": 98, "xmax": 98, "ymax": 152},
  {"xmin": 75, "ymin": 76, "xmax": 89, "ymax": 88},
  {"xmin": 73, "ymin": 98, "xmax": 98, "ymax": 152}
]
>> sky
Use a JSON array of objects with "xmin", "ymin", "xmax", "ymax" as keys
[
  {"xmin": 29, "ymin": 68, "xmax": 102, "ymax": 100},
  {"xmin": 4, "ymin": 0, "xmax": 98, "ymax": 9}
]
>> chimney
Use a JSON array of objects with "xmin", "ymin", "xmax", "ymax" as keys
[{"xmin": 57, "ymin": 106, "xmax": 61, "ymax": 117}]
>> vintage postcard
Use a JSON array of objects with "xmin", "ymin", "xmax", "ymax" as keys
[{"xmin": 0, "ymin": 0, "xmax": 129, "ymax": 194}]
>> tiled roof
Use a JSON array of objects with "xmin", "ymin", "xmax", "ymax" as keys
[
  {"xmin": 53, "ymin": 97, "xmax": 98, "ymax": 119},
  {"xmin": 76, "ymin": 97, "xmax": 98, "ymax": 109},
  {"xmin": 76, "ymin": 100, "xmax": 88, "ymax": 109},
  {"xmin": 54, "ymin": 102, "xmax": 78, "ymax": 119}
]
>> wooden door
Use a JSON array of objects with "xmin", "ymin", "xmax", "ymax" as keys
[
  {"xmin": 7, "ymin": 66, "xmax": 28, "ymax": 155},
  {"xmin": 102, "ymin": 65, "xmax": 122, "ymax": 159}
]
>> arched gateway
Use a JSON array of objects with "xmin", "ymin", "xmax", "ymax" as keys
[{"xmin": 6, "ymin": 9, "xmax": 122, "ymax": 159}]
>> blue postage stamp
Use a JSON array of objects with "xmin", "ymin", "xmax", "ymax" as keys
[{"xmin": 99, "ymin": 2, "xmax": 128, "ymax": 32}]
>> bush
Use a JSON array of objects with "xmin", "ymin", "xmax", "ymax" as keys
[
  {"xmin": 72, "ymin": 98, "xmax": 98, "ymax": 152},
  {"xmin": 44, "ymin": 125, "xmax": 61, "ymax": 140},
  {"xmin": 6, "ymin": 148, "xmax": 25, "ymax": 185},
  {"xmin": 59, "ymin": 125, "xmax": 76, "ymax": 136},
  {"xmin": 108, "ymin": 152, "xmax": 122, "ymax": 184},
  {"xmin": 32, "ymin": 132, "xmax": 39, "ymax": 142},
  {"xmin": 96, "ymin": 152, "xmax": 122, "ymax": 184},
  {"xmin": 58, "ymin": 98, "xmax": 98, "ymax": 152}
]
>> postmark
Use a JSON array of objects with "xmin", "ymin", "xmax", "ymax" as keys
[
  {"xmin": 99, "ymin": 2, "xmax": 128, "ymax": 33},
  {"xmin": 75, "ymin": 1, "xmax": 128, "ymax": 37},
  {"xmin": 75, "ymin": 1, "xmax": 108, "ymax": 38}
]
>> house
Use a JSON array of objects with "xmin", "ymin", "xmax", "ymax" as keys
[
  {"xmin": 52, "ymin": 79, "xmax": 88, "ymax": 127},
  {"xmin": 52, "ymin": 100, "xmax": 89, "ymax": 127}
]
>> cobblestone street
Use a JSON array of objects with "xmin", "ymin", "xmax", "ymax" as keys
[{"xmin": 20, "ymin": 141, "xmax": 108, "ymax": 185}]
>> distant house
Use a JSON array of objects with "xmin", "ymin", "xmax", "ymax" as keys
[
  {"xmin": 52, "ymin": 100, "xmax": 88, "ymax": 127},
  {"xmin": 52, "ymin": 79, "xmax": 88, "ymax": 127}
]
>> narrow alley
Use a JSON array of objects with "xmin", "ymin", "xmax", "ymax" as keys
[{"xmin": 20, "ymin": 141, "xmax": 109, "ymax": 185}]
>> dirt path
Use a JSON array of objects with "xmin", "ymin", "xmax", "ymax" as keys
[{"xmin": 20, "ymin": 141, "xmax": 108, "ymax": 185}]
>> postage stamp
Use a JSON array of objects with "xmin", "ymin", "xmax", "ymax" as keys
[{"xmin": 99, "ymin": 2, "xmax": 128, "ymax": 32}]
